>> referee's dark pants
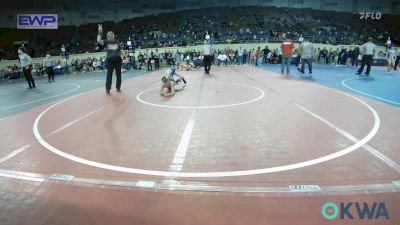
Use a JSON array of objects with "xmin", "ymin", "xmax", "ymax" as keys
[
  {"xmin": 203, "ymin": 55, "xmax": 212, "ymax": 73},
  {"xmin": 106, "ymin": 57, "xmax": 122, "ymax": 92},
  {"xmin": 357, "ymin": 55, "xmax": 373, "ymax": 76},
  {"xmin": 46, "ymin": 66, "xmax": 54, "ymax": 82},
  {"xmin": 395, "ymin": 56, "xmax": 400, "ymax": 70}
]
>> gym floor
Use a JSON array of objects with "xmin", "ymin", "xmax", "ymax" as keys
[{"xmin": 0, "ymin": 64, "xmax": 399, "ymax": 225}]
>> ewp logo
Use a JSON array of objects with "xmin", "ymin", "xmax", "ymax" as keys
[
  {"xmin": 322, "ymin": 202, "xmax": 390, "ymax": 220},
  {"xmin": 17, "ymin": 14, "xmax": 58, "ymax": 29},
  {"xmin": 359, "ymin": 12, "xmax": 382, "ymax": 20}
]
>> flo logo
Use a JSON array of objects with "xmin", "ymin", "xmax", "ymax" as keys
[
  {"xmin": 359, "ymin": 12, "xmax": 382, "ymax": 20},
  {"xmin": 321, "ymin": 202, "xmax": 389, "ymax": 220}
]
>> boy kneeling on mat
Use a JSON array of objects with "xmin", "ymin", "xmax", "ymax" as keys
[{"xmin": 160, "ymin": 68, "xmax": 187, "ymax": 97}]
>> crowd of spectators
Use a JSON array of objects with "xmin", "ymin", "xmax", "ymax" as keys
[
  {"xmin": 0, "ymin": 6, "xmax": 398, "ymax": 60},
  {"xmin": 2, "ymin": 42, "xmax": 391, "ymax": 82}
]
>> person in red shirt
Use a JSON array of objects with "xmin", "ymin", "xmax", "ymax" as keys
[
  {"xmin": 255, "ymin": 47, "xmax": 261, "ymax": 66},
  {"xmin": 280, "ymin": 39, "xmax": 295, "ymax": 75}
]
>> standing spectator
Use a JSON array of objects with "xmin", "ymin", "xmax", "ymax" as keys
[
  {"xmin": 352, "ymin": 45, "xmax": 360, "ymax": 67},
  {"xmin": 243, "ymin": 49, "xmax": 248, "ymax": 64},
  {"xmin": 18, "ymin": 46, "xmax": 35, "ymax": 88},
  {"xmin": 255, "ymin": 47, "xmax": 261, "ymax": 66},
  {"xmin": 299, "ymin": 38, "xmax": 314, "ymax": 76},
  {"xmin": 356, "ymin": 37, "xmax": 376, "ymax": 77},
  {"xmin": 237, "ymin": 47, "xmax": 244, "ymax": 65},
  {"xmin": 249, "ymin": 50, "xmax": 255, "ymax": 65},
  {"xmin": 386, "ymin": 45, "xmax": 396, "ymax": 73},
  {"xmin": 263, "ymin": 46, "xmax": 270, "ymax": 64},
  {"xmin": 280, "ymin": 39, "xmax": 295, "ymax": 75},
  {"xmin": 386, "ymin": 37, "xmax": 392, "ymax": 49},
  {"xmin": 394, "ymin": 46, "xmax": 400, "ymax": 71},
  {"xmin": 277, "ymin": 47, "xmax": 282, "ymax": 64},
  {"xmin": 154, "ymin": 49, "xmax": 160, "ymax": 70},
  {"xmin": 42, "ymin": 53, "xmax": 55, "ymax": 82},
  {"xmin": 298, "ymin": 34, "xmax": 304, "ymax": 43}
]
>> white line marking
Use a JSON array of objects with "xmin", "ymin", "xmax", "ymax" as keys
[
  {"xmin": 168, "ymin": 111, "xmax": 196, "ymax": 174},
  {"xmin": 362, "ymin": 145, "xmax": 400, "ymax": 173},
  {"xmin": 0, "ymin": 172, "xmax": 45, "ymax": 182},
  {"xmin": 1, "ymin": 83, "xmax": 80, "ymax": 110},
  {"xmin": 0, "ymin": 168, "xmax": 398, "ymax": 194},
  {"xmin": 0, "ymin": 144, "xmax": 32, "ymax": 164},
  {"xmin": 295, "ymin": 103, "xmax": 399, "ymax": 173},
  {"xmin": 33, "ymin": 82, "xmax": 380, "ymax": 177},
  {"xmin": 50, "ymin": 107, "xmax": 105, "ymax": 135},
  {"xmin": 0, "ymin": 169, "xmax": 46, "ymax": 182},
  {"xmin": 137, "ymin": 83, "xmax": 265, "ymax": 109},
  {"xmin": 342, "ymin": 78, "xmax": 400, "ymax": 106},
  {"xmin": 0, "ymin": 104, "xmax": 103, "ymax": 165}
]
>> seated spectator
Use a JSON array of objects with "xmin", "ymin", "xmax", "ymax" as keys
[{"xmin": 217, "ymin": 53, "xmax": 228, "ymax": 66}]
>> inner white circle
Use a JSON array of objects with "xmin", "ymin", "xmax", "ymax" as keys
[
  {"xmin": 33, "ymin": 82, "xmax": 380, "ymax": 178},
  {"xmin": 136, "ymin": 83, "xmax": 265, "ymax": 109}
]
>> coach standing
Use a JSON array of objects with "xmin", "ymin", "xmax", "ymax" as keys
[
  {"xmin": 356, "ymin": 37, "xmax": 376, "ymax": 77},
  {"xmin": 97, "ymin": 24, "xmax": 125, "ymax": 94},
  {"xmin": 202, "ymin": 39, "xmax": 213, "ymax": 74},
  {"xmin": 280, "ymin": 39, "xmax": 295, "ymax": 75},
  {"xmin": 299, "ymin": 38, "xmax": 313, "ymax": 76},
  {"xmin": 18, "ymin": 46, "xmax": 35, "ymax": 89}
]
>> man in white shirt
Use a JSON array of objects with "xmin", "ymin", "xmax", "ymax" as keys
[
  {"xmin": 298, "ymin": 34, "xmax": 304, "ymax": 43},
  {"xmin": 217, "ymin": 53, "xmax": 228, "ymax": 66},
  {"xmin": 386, "ymin": 37, "xmax": 391, "ymax": 49},
  {"xmin": 237, "ymin": 47, "xmax": 244, "ymax": 65},
  {"xmin": 356, "ymin": 37, "xmax": 376, "ymax": 76},
  {"xmin": 18, "ymin": 46, "xmax": 35, "ymax": 88}
]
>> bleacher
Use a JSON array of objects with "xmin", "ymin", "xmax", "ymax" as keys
[{"xmin": 0, "ymin": 6, "xmax": 399, "ymax": 59}]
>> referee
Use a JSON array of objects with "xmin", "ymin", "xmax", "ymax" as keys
[
  {"xmin": 356, "ymin": 37, "xmax": 376, "ymax": 77},
  {"xmin": 42, "ymin": 53, "xmax": 55, "ymax": 82},
  {"xmin": 202, "ymin": 40, "xmax": 213, "ymax": 74},
  {"xmin": 97, "ymin": 24, "xmax": 125, "ymax": 94}
]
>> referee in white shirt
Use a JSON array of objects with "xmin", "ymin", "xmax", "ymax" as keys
[
  {"xmin": 43, "ymin": 53, "xmax": 55, "ymax": 82},
  {"xmin": 356, "ymin": 37, "xmax": 376, "ymax": 76},
  {"xmin": 202, "ymin": 39, "xmax": 213, "ymax": 74}
]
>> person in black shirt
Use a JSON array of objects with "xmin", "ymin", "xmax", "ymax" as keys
[
  {"xmin": 352, "ymin": 46, "xmax": 360, "ymax": 67},
  {"xmin": 97, "ymin": 24, "xmax": 125, "ymax": 94},
  {"xmin": 262, "ymin": 46, "xmax": 270, "ymax": 64}
]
